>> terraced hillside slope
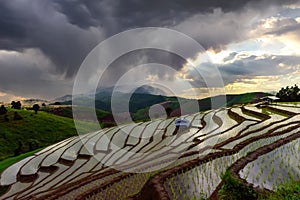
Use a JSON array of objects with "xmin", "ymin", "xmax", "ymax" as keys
[
  {"xmin": 0, "ymin": 103, "xmax": 299, "ymax": 199},
  {"xmin": 0, "ymin": 108, "xmax": 101, "ymax": 161}
]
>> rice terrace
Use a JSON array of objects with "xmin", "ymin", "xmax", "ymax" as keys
[
  {"xmin": 0, "ymin": 100, "xmax": 299, "ymax": 199},
  {"xmin": 1, "ymin": 1, "xmax": 300, "ymax": 199}
]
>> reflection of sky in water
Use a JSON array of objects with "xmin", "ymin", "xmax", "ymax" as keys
[
  {"xmin": 164, "ymin": 155, "xmax": 239, "ymax": 199},
  {"xmin": 240, "ymin": 138, "xmax": 300, "ymax": 190}
]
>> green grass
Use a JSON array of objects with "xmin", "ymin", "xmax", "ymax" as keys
[
  {"xmin": 227, "ymin": 93, "xmax": 255, "ymax": 105},
  {"xmin": 276, "ymin": 102, "xmax": 300, "ymax": 106},
  {"xmin": 0, "ymin": 108, "xmax": 100, "ymax": 161},
  {"xmin": 132, "ymin": 107, "xmax": 151, "ymax": 122},
  {"xmin": 261, "ymin": 107, "xmax": 290, "ymax": 117},
  {"xmin": 262, "ymin": 181, "xmax": 300, "ymax": 200},
  {"xmin": 237, "ymin": 93, "xmax": 256, "ymax": 104},
  {"xmin": 219, "ymin": 170, "xmax": 300, "ymax": 200},
  {"xmin": 219, "ymin": 170, "xmax": 258, "ymax": 200},
  {"xmin": 0, "ymin": 148, "xmax": 42, "ymax": 172},
  {"xmin": 40, "ymin": 106, "xmax": 109, "ymax": 119}
]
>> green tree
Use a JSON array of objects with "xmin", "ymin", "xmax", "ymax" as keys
[
  {"xmin": 11, "ymin": 101, "xmax": 21, "ymax": 109},
  {"xmin": 11, "ymin": 101, "xmax": 15, "ymax": 108},
  {"xmin": 33, "ymin": 104, "xmax": 40, "ymax": 114},
  {"xmin": 276, "ymin": 84, "xmax": 300, "ymax": 102},
  {"xmin": 0, "ymin": 105, "xmax": 7, "ymax": 115}
]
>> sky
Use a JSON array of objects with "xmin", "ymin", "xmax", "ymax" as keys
[{"xmin": 0, "ymin": 0, "xmax": 300, "ymax": 102}]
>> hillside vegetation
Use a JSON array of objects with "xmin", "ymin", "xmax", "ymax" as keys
[
  {"xmin": 1, "ymin": 102, "xmax": 299, "ymax": 199},
  {"xmin": 0, "ymin": 108, "xmax": 99, "ymax": 161},
  {"xmin": 0, "ymin": 92, "xmax": 270, "ymax": 162},
  {"xmin": 132, "ymin": 92, "xmax": 271, "ymax": 121}
]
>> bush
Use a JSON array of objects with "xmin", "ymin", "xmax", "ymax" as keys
[
  {"xmin": 219, "ymin": 170, "xmax": 258, "ymax": 200},
  {"xmin": 264, "ymin": 181, "xmax": 300, "ymax": 200},
  {"xmin": 28, "ymin": 139, "xmax": 39, "ymax": 151},
  {"xmin": 13, "ymin": 112, "xmax": 23, "ymax": 120},
  {"xmin": 0, "ymin": 105, "xmax": 7, "ymax": 115},
  {"xmin": 33, "ymin": 104, "xmax": 40, "ymax": 114},
  {"xmin": 11, "ymin": 101, "xmax": 22, "ymax": 109}
]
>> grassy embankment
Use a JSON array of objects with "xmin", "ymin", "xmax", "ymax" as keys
[
  {"xmin": 219, "ymin": 170, "xmax": 300, "ymax": 200},
  {"xmin": 0, "ymin": 107, "xmax": 108, "ymax": 171}
]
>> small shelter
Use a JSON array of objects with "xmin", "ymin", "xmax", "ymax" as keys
[{"xmin": 260, "ymin": 96, "xmax": 280, "ymax": 103}]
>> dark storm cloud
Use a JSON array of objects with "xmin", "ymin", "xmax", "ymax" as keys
[
  {"xmin": 0, "ymin": 0, "xmax": 104, "ymax": 78},
  {"xmin": 54, "ymin": 0, "xmax": 298, "ymax": 30},
  {"xmin": 0, "ymin": 2, "xmax": 31, "ymax": 50},
  {"xmin": 0, "ymin": 0, "xmax": 298, "ymax": 77},
  {"xmin": 0, "ymin": 0, "xmax": 299, "ymax": 100},
  {"xmin": 0, "ymin": 50, "xmax": 72, "ymax": 99},
  {"xmin": 98, "ymin": 49, "xmax": 186, "ymax": 87},
  {"xmin": 185, "ymin": 54, "xmax": 300, "ymax": 87}
]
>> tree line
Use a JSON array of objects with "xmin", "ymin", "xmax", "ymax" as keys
[
  {"xmin": 0, "ymin": 102, "xmax": 41, "ymax": 122},
  {"xmin": 276, "ymin": 84, "xmax": 300, "ymax": 102}
]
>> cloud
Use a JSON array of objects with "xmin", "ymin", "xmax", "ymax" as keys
[
  {"xmin": 259, "ymin": 15, "xmax": 300, "ymax": 35},
  {"xmin": 54, "ymin": 0, "xmax": 298, "ymax": 30},
  {"xmin": 179, "ymin": 53, "xmax": 300, "ymax": 88},
  {"xmin": 220, "ymin": 54, "xmax": 300, "ymax": 83},
  {"xmin": 1, "ymin": 0, "xmax": 297, "ymax": 64},
  {"xmin": 98, "ymin": 49, "xmax": 187, "ymax": 87},
  {"xmin": 224, "ymin": 72, "xmax": 300, "ymax": 94},
  {"xmin": 0, "ymin": 0, "xmax": 105, "ymax": 78},
  {"xmin": 0, "ymin": 49, "xmax": 73, "ymax": 99},
  {"xmin": 53, "ymin": 0, "xmax": 299, "ymax": 52},
  {"xmin": 223, "ymin": 52, "xmax": 238, "ymax": 62},
  {"xmin": 0, "ymin": 0, "xmax": 299, "ymax": 100},
  {"xmin": 0, "ymin": 91, "xmax": 6, "ymax": 97}
]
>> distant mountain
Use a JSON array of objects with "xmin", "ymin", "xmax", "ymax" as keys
[
  {"xmin": 22, "ymin": 99, "xmax": 48, "ymax": 105},
  {"xmin": 52, "ymin": 95, "xmax": 72, "ymax": 103},
  {"xmin": 54, "ymin": 87, "xmax": 271, "ymax": 120},
  {"xmin": 53, "ymin": 85, "xmax": 170, "ymax": 110},
  {"xmin": 95, "ymin": 85, "xmax": 133, "ymax": 95},
  {"xmin": 134, "ymin": 85, "xmax": 167, "ymax": 95},
  {"xmin": 170, "ymin": 92, "xmax": 272, "ymax": 117},
  {"xmin": 95, "ymin": 85, "xmax": 167, "ymax": 96}
]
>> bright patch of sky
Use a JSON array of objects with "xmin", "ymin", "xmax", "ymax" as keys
[
  {"xmin": 180, "ymin": 5, "xmax": 300, "ymax": 98},
  {"xmin": 205, "ymin": 6, "xmax": 300, "ymax": 64},
  {"xmin": 280, "ymin": 7, "xmax": 300, "ymax": 18}
]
